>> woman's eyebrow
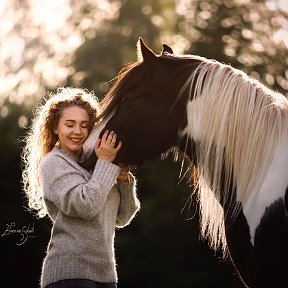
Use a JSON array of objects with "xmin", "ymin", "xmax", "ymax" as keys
[{"xmin": 64, "ymin": 119, "xmax": 89, "ymax": 123}]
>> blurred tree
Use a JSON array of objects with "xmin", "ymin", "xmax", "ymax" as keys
[
  {"xmin": 176, "ymin": 0, "xmax": 288, "ymax": 93},
  {"xmin": 69, "ymin": 0, "xmax": 288, "ymax": 99},
  {"xmin": 0, "ymin": 0, "xmax": 121, "ymax": 108},
  {"xmin": 67, "ymin": 0, "xmax": 163, "ymax": 97}
]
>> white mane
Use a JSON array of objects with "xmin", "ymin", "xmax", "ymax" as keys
[{"xmin": 182, "ymin": 57, "xmax": 288, "ymax": 253}]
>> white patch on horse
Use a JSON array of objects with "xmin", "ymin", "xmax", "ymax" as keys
[
  {"xmin": 82, "ymin": 112, "xmax": 115, "ymax": 154},
  {"xmin": 243, "ymin": 135, "xmax": 288, "ymax": 245},
  {"xmin": 182, "ymin": 98, "xmax": 205, "ymax": 141}
]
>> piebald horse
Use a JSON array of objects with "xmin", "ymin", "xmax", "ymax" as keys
[{"xmin": 80, "ymin": 38, "xmax": 288, "ymax": 288}]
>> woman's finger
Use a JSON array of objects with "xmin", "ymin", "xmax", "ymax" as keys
[
  {"xmin": 95, "ymin": 139, "xmax": 101, "ymax": 149},
  {"xmin": 115, "ymin": 140, "xmax": 122, "ymax": 152},
  {"xmin": 107, "ymin": 131, "xmax": 114, "ymax": 142},
  {"xmin": 111, "ymin": 133, "xmax": 117, "ymax": 144},
  {"xmin": 101, "ymin": 130, "xmax": 109, "ymax": 142}
]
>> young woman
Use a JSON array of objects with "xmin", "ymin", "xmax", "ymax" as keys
[{"xmin": 22, "ymin": 87, "xmax": 140, "ymax": 288}]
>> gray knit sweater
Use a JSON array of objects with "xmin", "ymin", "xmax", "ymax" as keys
[{"xmin": 39, "ymin": 147, "xmax": 140, "ymax": 288}]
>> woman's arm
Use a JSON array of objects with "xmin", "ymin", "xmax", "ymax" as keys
[
  {"xmin": 115, "ymin": 167, "xmax": 140, "ymax": 227},
  {"xmin": 40, "ymin": 155, "xmax": 120, "ymax": 220}
]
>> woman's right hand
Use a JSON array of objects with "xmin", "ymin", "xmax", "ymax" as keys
[{"xmin": 95, "ymin": 130, "xmax": 122, "ymax": 163}]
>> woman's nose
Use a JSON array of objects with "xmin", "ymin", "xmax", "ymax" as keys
[{"xmin": 73, "ymin": 125, "xmax": 82, "ymax": 134}]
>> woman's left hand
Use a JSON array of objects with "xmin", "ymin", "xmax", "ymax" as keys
[{"xmin": 117, "ymin": 164, "xmax": 133, "ymax": 183}]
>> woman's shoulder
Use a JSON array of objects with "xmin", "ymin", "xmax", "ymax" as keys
[
  {"xmin": 41, "ymin": 147, "xmax": 62, "ymax": 164},
  {"xmin": 40, "ymin": 147, "xmax": 71, "ymax": 171}
]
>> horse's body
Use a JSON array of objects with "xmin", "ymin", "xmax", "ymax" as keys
[{"xmin": 80, "ymin": 38, "xmax": 288, "ymax": 288}]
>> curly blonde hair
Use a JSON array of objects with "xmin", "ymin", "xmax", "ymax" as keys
[{"xmin": 21, "ymin": 87, "xmax": 99, "ymax": 218}]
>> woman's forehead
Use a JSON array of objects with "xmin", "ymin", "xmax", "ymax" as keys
[{"xmin": 60, "ymin": 106, "xmax": 89, "ymax": 121}]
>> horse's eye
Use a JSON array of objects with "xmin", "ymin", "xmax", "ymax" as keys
[{"xmin": 120, "ymin": 96, "xmax": 133, "ymax": 108}]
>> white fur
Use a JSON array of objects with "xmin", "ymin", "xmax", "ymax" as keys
[
  {"xmin": 82, "ymin": 112, "xmax": 114, "ymax": 154},
  {"xmin": 243, "ymin": 135, "xmax": 288, "ymax": 244},
  {"xmin": 181, "ymin": 56, "xmax": 288, "ymax": 252}
]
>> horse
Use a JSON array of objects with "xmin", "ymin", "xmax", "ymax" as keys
[{"xmin": 79, "ymin": 38, "xmax": 288, "ymax": 288}]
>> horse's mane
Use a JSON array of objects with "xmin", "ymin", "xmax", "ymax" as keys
[{"xmin": 182, "ymin": 56, "xmax": 288, "ymax": 253}]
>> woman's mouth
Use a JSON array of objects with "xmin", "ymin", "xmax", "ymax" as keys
[{"xmin": 70, "ymin": 138, "xmax": 83, "ymax": 144}]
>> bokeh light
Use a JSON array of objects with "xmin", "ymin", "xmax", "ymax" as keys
[{"xmin": 0, "ymin": 0, "xmax": 120, "ymax": 110}]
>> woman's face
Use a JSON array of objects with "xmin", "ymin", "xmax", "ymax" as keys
[{"xmin": 55, "ymin": 106, "xmax": 90, "ymax": 158}]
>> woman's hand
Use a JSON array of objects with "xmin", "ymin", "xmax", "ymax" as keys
[
  {"xmin": 95, "ymin": 130, "xmax": 122, "ymax": 163},
  {"xmin": 117, "ymin": 164, "xmax": 133, "ymax": 183}
]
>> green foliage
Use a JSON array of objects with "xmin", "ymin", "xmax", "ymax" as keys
[{"xmin": 70, "ymin": 0, "xmax": 288, "ymax": 99}]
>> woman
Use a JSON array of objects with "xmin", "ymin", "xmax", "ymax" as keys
[{"xmin": 21, "ymin": 87, "xmax": 140, "ymax": 288}]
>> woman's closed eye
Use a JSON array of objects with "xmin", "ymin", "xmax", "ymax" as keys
[{"xmin": 65, "ymin": 123, "xmax": 88, "ymax": 128}]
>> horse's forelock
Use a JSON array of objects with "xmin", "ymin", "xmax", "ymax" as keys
[{"xmin": 97, "ymin": 61, "xmax": 140, "ymax": 121}]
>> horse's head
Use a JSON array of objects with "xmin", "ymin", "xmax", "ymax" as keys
[{"xmin": 80, "ymin": 38, "xmax": 200, "ymax": 170}]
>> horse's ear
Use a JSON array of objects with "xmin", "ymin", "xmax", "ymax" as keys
[
  {"xmin": 137, "ymin": 37, "xmax": 157, "ymax": 63},
  {"xmin": 161, "ymin": 44, "xmax": 174, "ymax": 55}
]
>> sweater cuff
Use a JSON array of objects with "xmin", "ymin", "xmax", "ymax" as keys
[{"xmin": 91, "ymin": 159, "xmax": 121, "ymax": 188}]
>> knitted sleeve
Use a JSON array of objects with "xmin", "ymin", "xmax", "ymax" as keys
[
  {"xmin": 115, "ymin": 175, "xmax": 140, "ymax": 228},
  {"xmin": 40, "ymin": 155, "xmax": 120, "ymax": 220}
]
